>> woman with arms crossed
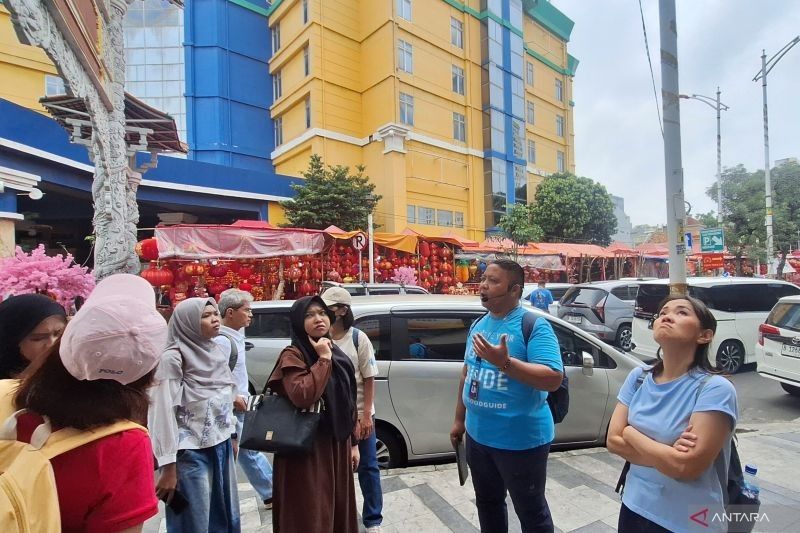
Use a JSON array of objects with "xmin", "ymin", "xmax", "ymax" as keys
[{"xmin": 607, "ymin": 295, "xmax": 737, "ymax": 532}]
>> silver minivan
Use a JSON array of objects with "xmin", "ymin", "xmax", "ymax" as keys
[{"xmin": 244, "ymin": 295, "xmax": 644, "ymax": 468}]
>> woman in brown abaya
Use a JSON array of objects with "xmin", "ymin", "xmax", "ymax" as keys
[{"xmin": 269, "ymin": 295, "xmax": 359, "ymax": 533}]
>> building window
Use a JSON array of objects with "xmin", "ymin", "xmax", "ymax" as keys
[
  {"xmin": 555, "ymin": 78, "xmax": 564, "ymax": 102},
  {"xmin": 453, "ymin": 112, "xmax": 466, "ymax": 142},
  {"xmin": 399, "ymin": 92, "xmax": 414, "ymax": 125},
  {"xmin": 526, "ymin": 61, "xmax": 534, "ymax": 86},
  {"xmin": 418, "ymin": 206, "xmax": 434, "ymax": 225},
  {"xmin": 526, "ymin": 100, "xmax": 535, "ymax": 125},
  {"xmin": 557, "ymin": 150, "xmax": 565, "ymax": 172},
  {"xmin": 397, "ymin": 0, "xmax": 412, "ymax": 21},
  {"xmin": 273, "ymin": 71, "xmax": 282, "ymax": 99},
  {"xmin": 450, "ymin": 17, "xmax": 463, "ymax": 48},
  {"xmin": 274, "ymin": 116, "xmax": 283, "ymax": 146},
  {"xmin": 272, "ymin": 22, "xmax": 281, "ymax": 52},
  {"xmin": 407, "ymin": 205, "xmax": 416, "ymax": 223},
  {"xmin": 556, "ymin": 114, "xmax": 565, "ymax": 137},
  {"xmin": 44, "ymin": 75, "xmax": 66, "ymax": 96},
  {"xmin": 451, "ymin": 65, "xmax": 465, "ymax": 95},
  {"xmin": 454, "ymin": 211, "xmax": 464, "ymax": 228},
  {"xmin": 305, "ymin": 96, "xmax": 311, "ymax": 129},
  {"xmin": 397, "ymin": 40, "xmax": 413, "ymax": 73},
  {"xmin": 527, "ymin": 139, "xmax": 536, "ymax": 164},
  {"xmin": 437, "ymin": 209, "xmax": 454, "ymax": 227},
  {"xmin": 302, "ymin": 0, "xmax": 309, "ymax": 24},
  {"xmin": 303, "ymin": 45, "xmax": 310, "ymax": 76}
]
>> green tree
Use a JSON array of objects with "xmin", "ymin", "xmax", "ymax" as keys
[
  {"xmin": 707, "ymin": 162, "xmax": 800, "ymax": 277},
  {"xmin": 497, "ymin": 203, "xmax": 543, "ymax": 261},
  {"xmin": 280, "ymin": 154, "xmax": 381, "ymax": 231},
  {"xmin": 695, "ymin": 210, "xmax": 718, "ymax": 228},
  {"xmin": 530, "ymin": 173, "xmax": 617, "ymax": 246}
]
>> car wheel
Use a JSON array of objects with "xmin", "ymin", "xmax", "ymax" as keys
[
  {"xmin": 780, "ymin": 382, "xmax": 800, "ymax": 396},
  {"xmin": 375, "ymin": 426, "xmax": 406, "ymax": 469},
  {"xmin": 616, "ymin": 324, "xmax": 633, "ymax": 352},
  {"xmin": 716, "ymin": 340, "xmax": 744, "ymax": 374}
]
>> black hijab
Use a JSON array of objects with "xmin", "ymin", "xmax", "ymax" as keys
[
  {"xmin": 288, "ymin": 296, "xmax": 356, "ymax": 442},
  {"xmin": 0, "ymin": 294, "xmax": 67, "ymax": 379}
]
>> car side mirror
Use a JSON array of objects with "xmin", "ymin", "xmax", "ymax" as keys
[
  {"xmin": 582, "ymin": 351, "xmax": 594, "ymax": 376},
  {"xmin": 245, "ymin": 342, "xmax": 254, "ymax": 352}
]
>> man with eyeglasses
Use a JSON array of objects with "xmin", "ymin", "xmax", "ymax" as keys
[{"xmin": 215, "ymin": 288, "xmax": 274, "ymax": 509}]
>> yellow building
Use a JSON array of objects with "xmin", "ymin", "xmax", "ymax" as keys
[
  {"xmin": 0, "ymin": 2, "xmax": 61, "ymax": 111},
  {"xmin": 267, "ymin": 0, "xmax": 577, "ymax": 239}
]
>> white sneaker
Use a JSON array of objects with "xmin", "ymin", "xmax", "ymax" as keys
[{"xmin": 365, "ymin": 527, "xmax": 382, "ymax": 533}]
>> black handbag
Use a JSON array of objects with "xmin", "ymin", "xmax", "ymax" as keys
[{"xmin": 239, "ymin": 363, "xmax": 324, "ymax": 455}]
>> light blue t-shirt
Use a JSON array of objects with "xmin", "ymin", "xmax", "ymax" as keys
[
  {"xmin": 618, "ymin": 366, "xmax": 738, "ymax": 533},
  {"xmin": 463, "ymin": 306, "xmax": 563, "ymax": 450},
  {"xmin": 529, "ymin": 288, "xmax": 554, "ymax": 311}
]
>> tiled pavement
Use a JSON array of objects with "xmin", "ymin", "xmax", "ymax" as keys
[{"xmin": 144, "ymin": 419, "xmax": 800, "ymax": 532}]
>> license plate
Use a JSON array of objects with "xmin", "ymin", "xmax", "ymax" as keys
[
  {"xmin": 567, "ymin": 315, "xmax": 582, "ymax": 324},
  {"xmin": 781, "ymin": 344, "xmax": 800, "ymax": 358}
]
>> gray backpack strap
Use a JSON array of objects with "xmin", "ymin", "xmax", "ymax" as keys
[
  {"xmin": 219, "ymin": 332, "xmax": 238, "ymax": 371},
  {"xmin": 695, "ymin": 374, "xmax": 731, "ymax": 505},
  {"xmin": 351, "ymin": 327, "xmax": 360, "ymax": 352}
]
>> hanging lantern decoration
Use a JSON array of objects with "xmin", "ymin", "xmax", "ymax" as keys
[
  {"xmin": 184, "ymin": 262, "xmax": 206, "ymax": 277},
  {"xmin": 238, "ymin": 282, "xmax": 253, "ymax": 292},
  {"xmin": 288, "ymin": 266, "xmax": 303, "ymax": 283},
  {"xmin": 135, "ymin": 238, "xmax": 160, "ymax": 261},
  {"xmin": 208, "ymin": 263, "xmax": 229, "ymax": 278},
  {"xmin": 140, "ymin": 263, "xmax": 173, "ymax": 287},
  {"xmin": 419, "ymin": 241, "xmax": 431, "ymax": 258},
  {"xmin": 207, "ymin": 282, "xmax": 228, "ymax": 296},
  {"xmin": 238, "ymin": 265, "xmax": 254, "ymax": 279}
]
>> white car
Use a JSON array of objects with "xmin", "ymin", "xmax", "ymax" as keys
[
  {"xmin": 631, "ymin": 277, "xmax": 800, "ymax": 373},
  {"xmin": 755, "ymin": 295, "xmax": 800, "ymax": 396}
]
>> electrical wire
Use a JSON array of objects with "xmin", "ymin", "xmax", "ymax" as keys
[{"xmin": 638, "ymin": 0, "xmax": 664, "ymax": 138}]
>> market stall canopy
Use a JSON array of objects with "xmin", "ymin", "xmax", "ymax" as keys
[
  {"xmin": 476, "ymin": 238, "xmax": 544, "ymax": 255},
  {"xmin": 532, "ymin": 242, "xmax": 614, "ymax": 258},
  {"xmin": 438, "ymin": 231, "xmax": 480, "ymax": 248},
  {"xmin": 231, "ymin": 220, "xmax": 275, "ymax": 229},
  {"xmin": 323, "ymin": 224, "xmax": 345, "ymax": 233},
  {"xmin": 606, "ymin": 241, "xmax": 637, "ymax": 255},
  {"xmin": 155, "ymin": 224, "xmax": 325, "ymax": 259},
  {"xmin": 635, "ymin": 243, "xmax": 669, "ymax": 256},
  {"xmin": 40, "ymin": 93, "xmax": 186, "ymax": 153},
  {"xmin": 324, "ymin": 228, "xmax": 418, "ymax": 253}
]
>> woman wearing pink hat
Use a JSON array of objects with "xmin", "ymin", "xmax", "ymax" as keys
[{"xmin": 0, "ymin": 273, "xmax": 168, "ymax": 532}]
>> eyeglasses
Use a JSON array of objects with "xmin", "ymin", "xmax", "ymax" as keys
[{"xmin": 235, "ymin": 306, "xmax": 253, "ymax": 315}]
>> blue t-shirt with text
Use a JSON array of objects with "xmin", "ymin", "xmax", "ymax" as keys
[
  {"xmin": 529, "ymin": 288, "xmax": 554, "ymax": 311},
  {"xmin": 618, "ymin": 366, "xmax": 738, "ymax": 533},
  {"xmin": 463, "ymin": 306, "xmax": 563, "ymax": 450}
]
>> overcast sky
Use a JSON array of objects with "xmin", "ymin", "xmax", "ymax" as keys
[{"xmin": 554, "ymin": 0, "xmax": 800, "ymax": 227}]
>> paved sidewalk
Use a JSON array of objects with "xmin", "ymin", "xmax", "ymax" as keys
[{"xmin": 144, "ymin": 419, "xmax": 800, "ymax": 532}]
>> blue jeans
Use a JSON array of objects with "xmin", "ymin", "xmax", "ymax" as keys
[
  {"xmin": 167, "ymin": 440, "xmax": 240, "ymax": 533},
  {"xmin": 235, "ymin": 412, "xmax": 273, "ymax": 501},
  {"xmin": 465, "ymin": 433, "xmax": 553, "ymax": 533},
  {"xmin": 357, "ymin": 418, "xmax": 383, "ymax": 527}
]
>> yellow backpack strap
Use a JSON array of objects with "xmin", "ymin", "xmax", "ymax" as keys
[
  {"xmin": 39, "ymin": 421, "xmax": 148, "ymax": 460},
  {"xmin": 0, "ymin": 379, "xmax": 21, "ymax": 423}
]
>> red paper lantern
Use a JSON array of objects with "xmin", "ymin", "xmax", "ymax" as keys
[
  {"xmin": 288, "ymin": 266, "xmax": 303, "ymax": 282},
  {"xmin": 184, "ymin": 262, "xmax": 206, "ymax": 277},
  {"xmin": 208, "ymin": 264, "xmax": 229, "ymax": 278},
  {"xmin": 207, "ymin": 282, "xmax": 228, "ymax": 296},
  {"xmin": 140, "ymin": 264, "xmax": 173, "ymax": 286},
  {"xmin": 136, "ymin": 238, "xmax": 160, "ymax": 261},
  {"xmin": 419, "ymin": 241, "xmax": 431, "ymax": 257},
  {"xmin": 238, "ymin": 282, "xmax": 253, "ymax": 292}
]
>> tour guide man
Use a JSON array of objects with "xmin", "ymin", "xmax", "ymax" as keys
[{"xmin": 450, "ymin": 259, "xmax": 564, "ymax": 532}]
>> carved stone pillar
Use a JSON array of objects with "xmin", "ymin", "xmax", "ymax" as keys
[{"xmin": 6, "ymin": 0, "xmax": 139, "ymax": 279}]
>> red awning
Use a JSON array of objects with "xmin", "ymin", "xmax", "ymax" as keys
[{"xmin": 231, "ymin": 220, "xmax": 275, "ymax": 229}]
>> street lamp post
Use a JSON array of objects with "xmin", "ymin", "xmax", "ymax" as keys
[
  {"xmin": 679, "ymin": 89, "xmax": 729, "ymax": 223},
  {"xmin": 752, "ymin": 36, "xmax": 800, "ymax": 274}
]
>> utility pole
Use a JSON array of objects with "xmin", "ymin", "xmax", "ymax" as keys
[
  {"xmin": 679, "ymin": 89, "xmax": 729, "ymax": 223},
  {"xmin": 659, "ymin": 0, "xmax": 687, "ymax": 295},
  {"xmin": 753, "ymin": 36, "xmax": 800, "ymax": 276},
  {"xmin": 368, "ymin": 213, "xmax": 375, "ymax": 283}
]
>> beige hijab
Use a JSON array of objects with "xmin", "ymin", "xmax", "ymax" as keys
[{"xmin": 157, "ymin": 297, "xmax": 232, "ymax": 404}]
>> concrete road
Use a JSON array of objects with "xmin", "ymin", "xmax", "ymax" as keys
[{"xmin": 731, "ymin": 367, "xmax": 800, "ymax": 424}]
